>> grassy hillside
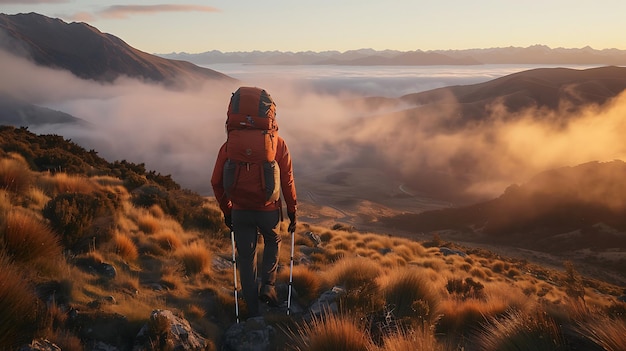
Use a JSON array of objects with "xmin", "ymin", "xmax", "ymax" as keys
[{"xmin": 1, "ymin": 126, "xmax": 625, "ymax": 350}]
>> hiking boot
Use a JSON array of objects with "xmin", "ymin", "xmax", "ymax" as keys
[{"xmin": 260, "ymin": 285, "xmax": 280, "ymax": 307}]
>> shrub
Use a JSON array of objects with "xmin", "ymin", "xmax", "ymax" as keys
[
  {"xmin": 288, "ymin": 313, "xmax": 374, "ymax": 351},
  {"xmin": 43, "ymin": 191, "xmax": 119, "ymax": 250}
]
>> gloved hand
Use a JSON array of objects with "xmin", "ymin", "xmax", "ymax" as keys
[
  {"xmin": 288, "ymin": 212, "xmax": 296, "ymax": 233},
  {"xmin": 224, "ymin": 214, "xmax": 233, "ymax": 231}
]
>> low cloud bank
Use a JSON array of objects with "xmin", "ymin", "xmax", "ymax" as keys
[{"xmin": 2, "ymin": 50, "xmax": 626, "ymax": 204}]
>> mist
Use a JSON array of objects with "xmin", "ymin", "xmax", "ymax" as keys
[{"xmin": 2, "ymin": 49, "xmax": 626, "ymax": 206}]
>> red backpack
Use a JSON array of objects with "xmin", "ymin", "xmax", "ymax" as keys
[{"xmin": 223, "ymin": 87, "xmax": 281, "ymax": 208}]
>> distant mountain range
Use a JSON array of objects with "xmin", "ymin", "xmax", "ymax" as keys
[
  {"xmin": 0, "ymin": 12, "xmax": 236, "ymax": 87},
  {"xmin": 160, "ymin": 45, "xmax": 626, "ymax": 66}
]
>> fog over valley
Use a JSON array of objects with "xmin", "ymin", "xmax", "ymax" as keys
[{"xmin": 2, "ymin": 49, "xmax": 626, "ymax": 213}]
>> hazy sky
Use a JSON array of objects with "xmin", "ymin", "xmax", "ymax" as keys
[{"xmin": 2, "ymin": 0, "xmax": 625, "ymax": 54}]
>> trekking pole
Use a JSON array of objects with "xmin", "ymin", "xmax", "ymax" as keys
[
  {"xmin": 287, "ymin": 230, "xmax": 295, "ymax": 316},
  {"xmin": 230, "ymin": 230, "xmax": 240, "ymax": 323}
]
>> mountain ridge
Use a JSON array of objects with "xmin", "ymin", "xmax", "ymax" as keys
[{"xmin": 0, "ymin": 12, "xmax": 237, "ymax": 87}]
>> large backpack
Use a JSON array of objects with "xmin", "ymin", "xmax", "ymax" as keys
[{"xmin": 223, "ymin": 87, "xmax": 281, "ymax": 208}]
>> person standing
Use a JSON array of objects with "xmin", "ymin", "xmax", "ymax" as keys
[{"xmin": 211, "ymin": 87, "xmax": 297, "ymax": 318}]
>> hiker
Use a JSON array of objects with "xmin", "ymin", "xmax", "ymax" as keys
[{"xmin": 211, "ymin": 87, "xmax": 297, "ymax": 318}]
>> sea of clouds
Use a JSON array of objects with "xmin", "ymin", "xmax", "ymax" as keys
[{"xmin": 2, "ymin": 50, "xmax": 625, "ymax": 204}]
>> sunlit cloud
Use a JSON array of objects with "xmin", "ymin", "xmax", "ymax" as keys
[{"xmin": 95, "ymin": 4, "xmax": 220, "ymax": 19}]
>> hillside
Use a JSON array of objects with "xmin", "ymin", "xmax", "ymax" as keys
[
  {"xmin": 382, "ymin": 160, "xmax": 626, "ymax": 284},
  {"xmin": 0, "ymin": 93, "xmax": 87, "ymax": 127},
  {"xmin": 1, "ymin": 128, "xmax": 626, "ymax": 350},
  {"xmin": 0, "ymin": 13, "xmax": 236, "ymax": 87},
  {"xmin": 400, "ymin": 65, "xmax": 626, "ymax": 124}
]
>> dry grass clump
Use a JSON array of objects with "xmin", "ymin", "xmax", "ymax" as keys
[
  {"xmin": 147, "ymin": 204, "xmax": 165, "ymax": 218},
  {"xmin": 0, "ymin": 154, "xmax": 33, "ymax": 194},
  {"xmin": 1, "ymin": 209, "xmax": 62, "ymax": 264},
  {"xmin": 91, "ymin": 175, "xmax": 124, "ymax": 188},
  {"xmin": 279, "ymin": 265, "xmax": 323, "ymax": 306},
  {"xmin": 288, "ymin": 313, "xmax": 374, "ymax": 351},
  {"xmin": 112, "ymin": 231, "xmax": 139, "ymax": 261},
  {"xmin": 379, "ymin": 268, "xmax": 442, "ymax": 325},
  {"xmin": 152, "ymin": 229, "xmax": 183, "ymax": 252},
  {"xmin": 573, "ymin": 313, "xmax": 626, "ymax": 350},
  {"xmin": 323, "ymin": 256, "xmax": 382, "ymax": 291},
  {"xmin": 475, "ymin": 309, "xmax": 565, "ymax": 351},
  {"xmin": 23, "ymin": 187, "xmax": 50, "ymax": 211},
  {"xmin": 136, "ymin": 213, "xmax": 161, "ymax": 234},
  {"xmin": 175, "ymin": 242, "xmax": 212, "ymax": 275},
  {"xmin": 39, "ymin": 173, "xmax": 97, "ymax": 195},
  {"xmin": 0, "ymin": 252, "xmax": 40, "ymax": 349},
  {"xmin": 322, "ymin": 256, "xmax": 383, "ymax": 313},
  {"xmin": 377, "ymin": 326, "xmax": 450, "ymax": 351}
]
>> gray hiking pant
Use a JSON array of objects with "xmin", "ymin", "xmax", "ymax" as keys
[{"xmin": 232, "ymin": 209, "xmax": 281, "ymax": 317}]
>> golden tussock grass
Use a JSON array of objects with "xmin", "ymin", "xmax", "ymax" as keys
[
  {"xmin": 175, "ymin": 242, "xmax": 212, "ymax": 275},
  {"xmin": 573, "ymin": 313, "xmax": 626, "ymax": 350},
  {"xmin": 91, "ymin": 175, "xmax": 124, "ymax": 188},
  {"xmin": 378, "ymin": 253, "xmax": 408, "ymax": 268},
  {"xmin": 322, "ymin": 256, "xmax": 382, "ymax": 291},
  {"xmin": 476, "ymin": 309, "xmax": 565, "ymax": 351},
  {"xmin": 321, "ymin": 256, "xmax": 383, "ymax": 313},
  {"xmin": 136, "ymin": 213, "xmax": 161, "ymax": 234},
  {"xmin": 159, "ymin": 268, "xmax": 186, "ymax": 293},
  {"xmin": 0, "ymin": 252, "xmax": 40, "ymax": 349},
  {"xmin": 378, "ymin": 268, "xmax": 443, "ymax": 324},
  {"xmin": 112, "ymin": 231, "xmax": 139, "ymax": 261},
  {"xmin": 0, "ymin": 154, "xmax": 33, "ymax": 194},
  {"xmin": 23, "ymin": 187, "xmax": 50, "ymax": 211},
  {"xmin": 469, "ymin": 267, "xmax": 488, "ymax": 280},
  {"xmin": 2, "ymin": 209, "xmax": 62, "ymax": 264},
  {"xmin": 378, "ymin": 326, "xmax": 450, "ymax": 351},
  {"xmin": 148, "ymin": 204, "xmax": 165, "ymax": 218},
  {"xmin": 152, "ymin": 229, "xmax": 183, "ymax": 252},
  {"xmin": 413, "ymin": 258, "xmax": 444, "ymax": 272},
  {"xmin": 288, "ymin": 313, "xmax": 374, "ymax": 351},
  {"xmin": 39, "ymin": 173, "xmax": 98, "ymax": 195},
  {"xmin": 186, "ymin": 303, "xmax": 206, "ymax": 319},
  {"xmin": 279, "ymin": 265, "xmax": 323, "ymax": 306}
]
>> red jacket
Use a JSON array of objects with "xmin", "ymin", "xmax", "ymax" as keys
[{"xmin": 211, "ymin": 135, "xmax": 297, "ymax": 216}]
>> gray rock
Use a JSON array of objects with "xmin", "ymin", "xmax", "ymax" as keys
[
  {"xmin": 439, "ymin": 247, "xmax": 467, "ymax": 257},
  {"xmin": 223, "ymin": 317, "xmax": 276, "ymax": 351},
  {"xmin": 305, "ymin": 231, "xmax": 322, "ymax": 246},
  {"xmin": 19, "ymin": 339, "xmax": 61, "ymax": 351},
  {"xmin": 133, "ymin": 309, "xmax": 209, "ymax": 351},
  {"xmin": 308, "ymin": 286, "xmax": 346, "ymax": 316}
]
